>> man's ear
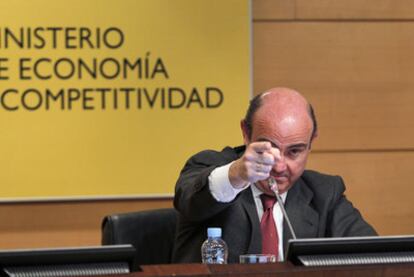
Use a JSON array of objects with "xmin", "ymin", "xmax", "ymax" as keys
[
  {"xmin": 240, "ymin": 120, "xmax": 250, "ymax": 145},
  {"xmin": 309, "ymin": 130, "xmax": 318, "ymax": 150}
]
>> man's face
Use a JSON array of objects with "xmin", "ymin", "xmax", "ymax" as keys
[{"xmin": 244, "ymin": 110, "xmax": 314, "ymax": 195}]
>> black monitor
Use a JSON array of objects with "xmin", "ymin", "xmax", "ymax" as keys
[
  {"xmin": 0, "ymin": 244, "xmax": 137, "ymax": 277},
  {"xmin": 286, "ymin": 235, "xmax": 414, "ymax": 266}
]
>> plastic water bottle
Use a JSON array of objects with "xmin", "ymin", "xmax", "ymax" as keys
[{"xmin": 201, "ymin": 227, "xmax": 228, "ymax": 264}]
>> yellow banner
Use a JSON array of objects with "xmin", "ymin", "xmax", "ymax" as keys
[{"xmin": 0, "ymin": 0, "xmax": 251, "ymax": 199}]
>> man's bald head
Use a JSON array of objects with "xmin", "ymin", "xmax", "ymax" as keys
[{"xmin": 243, "ymin": 87, "xmax": 317, "ymax": 144}]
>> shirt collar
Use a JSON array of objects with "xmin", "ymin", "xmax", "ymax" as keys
[{"xmin": 251, "ymin": 182, "xmax": 288, "ymax": 202}]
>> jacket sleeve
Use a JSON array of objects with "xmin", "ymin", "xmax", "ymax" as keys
[{"xmin": 173, "ymin": 148, "xmax": 239, "ymax": 222}]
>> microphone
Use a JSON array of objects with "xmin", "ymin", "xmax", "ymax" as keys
[{"xmin": 268, "ymin": 177, "xmax": 297, "ymax": 239}]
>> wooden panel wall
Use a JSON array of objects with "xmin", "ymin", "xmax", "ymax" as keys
[
  {"xmin": 0, "ymin": 0, "xmax": 413, "ymax": 250},
  {"xmin": 0, "ymin": 199, "xmax": 173, "ymax": 249},
  {"xmin": 254, "ymin": 0, "xmax": 414, "ymax": 235}
]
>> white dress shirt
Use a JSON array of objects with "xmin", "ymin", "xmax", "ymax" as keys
[{"xmin": 208, "ymin": 162, "xmax": 287, "ymax": 261}]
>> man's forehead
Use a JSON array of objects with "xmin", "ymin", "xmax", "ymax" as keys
[
  {"xmin": 255, "ymin": 87, "xmax": 312, "ymax": 124},
  {"xmin": 257, "ymin": 137, "xmax": 309, "ymax": 150},
  {"xmin": 254, "ymin": 105, "xmax": 313, "ymax": 131},
  {"xmin": 252, "ymin": 109, "xmax": 314, "ymax": 145}
]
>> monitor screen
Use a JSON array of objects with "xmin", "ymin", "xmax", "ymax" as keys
[
  {"xmin": 0, "ymin": 244, "xmax": 137, "ymax": 277},
  {"xmin": 286, "ymin": 235, "xmax": 414, "ymax": 266}
]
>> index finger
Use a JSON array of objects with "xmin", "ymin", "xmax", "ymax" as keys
[
  {"xmin": 269, "ymin": 147, "xmax": 281, "ymax": 161},
  {"xmin": 250, "ymin": 141, "xmax": 272, "ymax": 153}
]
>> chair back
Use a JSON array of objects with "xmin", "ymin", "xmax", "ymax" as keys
[{"xmin": 102, "ymin": 208, "xmax": 177, "ymax": 265}]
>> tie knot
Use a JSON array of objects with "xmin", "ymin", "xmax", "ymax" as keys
[{"xmin": 260, "ymin": 194, "xmax": 276, "ymax": 210}]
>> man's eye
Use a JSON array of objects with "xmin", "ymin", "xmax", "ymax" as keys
[{"xmin": 289, "ymin": 148, "xmax": 303, "ymax": 157}]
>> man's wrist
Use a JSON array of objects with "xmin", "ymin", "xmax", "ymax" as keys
[
  {"xmin": 208, "ymin": 162, "xmax": 248, "ymax": 202},
  {"xmin": 228, "ymin": 159, "xmax": 249, "ymax": 189}
]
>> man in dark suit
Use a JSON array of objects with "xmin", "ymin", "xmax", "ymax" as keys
[{"xmin": 172, "ymin": 88, "xmax": 377, "ymax": 263}]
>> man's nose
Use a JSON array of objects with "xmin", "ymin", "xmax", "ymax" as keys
[{"xmin": 274, "ymin": 155, "xmax": 287, "ymax": 172}]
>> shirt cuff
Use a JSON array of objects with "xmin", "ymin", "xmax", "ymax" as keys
[{"xmin": 208, "ymin": 162, "xmax": 249, "ymax": 203}]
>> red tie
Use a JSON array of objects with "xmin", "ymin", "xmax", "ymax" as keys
[{"xmin": 260, "ymin": 194, "xmax": 278, "ymax": 257}]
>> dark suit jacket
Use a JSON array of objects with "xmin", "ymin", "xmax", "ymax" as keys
[{"xmin": 172, "ymin": 146, "xmax": 377, "ymax": 263}]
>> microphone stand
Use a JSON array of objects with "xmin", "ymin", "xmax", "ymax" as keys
[{"xmin": 268, "ymin": 178, "xmax": 297, "ymax": 239}]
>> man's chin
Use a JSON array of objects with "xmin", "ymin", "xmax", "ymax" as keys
[
  {"xmin": 256, "ymin": 180, "xmax": 291, "ymax": 195},
  {"xmin": 256, "ymin": 180, "xmax": 273, "ymax": 195}
]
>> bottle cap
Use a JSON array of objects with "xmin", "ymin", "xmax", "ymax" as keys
[{"xmin": 207, "ymin": 227, "xmax": 222, "ymax": 238}]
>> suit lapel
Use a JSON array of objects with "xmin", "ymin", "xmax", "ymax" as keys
[
  {"xmin": 238, "ymin": 177, "xmax": 320, "ymax": 257},
  {"xmin": 283, "ymin": 178, "xmax": 319, "ymax": 254}
]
